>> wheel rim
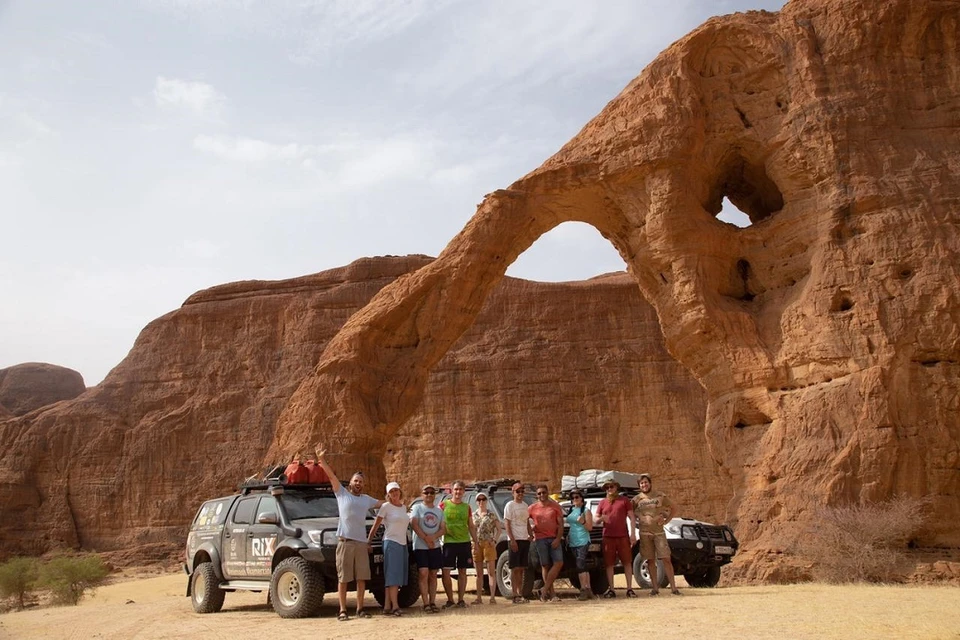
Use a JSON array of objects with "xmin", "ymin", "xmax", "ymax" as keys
[
  {"xmin": 276, "ymin": 571, "xmax": 302, "ymax": 607},
  {"xmin": 639, "ymin": 559, "xmax": 651, "ymax": 583},
  {"xmin": 193, "ymin": 573, "xmax": 206, "ymax": 605},
  {"xmin": 500, "ymin": 562, "xmax": 512, "ymax": 592}
]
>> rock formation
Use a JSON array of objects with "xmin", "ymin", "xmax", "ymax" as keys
[
  {"xmin": 0, "ymin": 363, "xmax": 85, "ymax": 417},
  {"xmin": 0, "ymin": 257, "xmax": 721, "ymax": 558},
  {"xmin": 268, "ymin": 0, "xmax": 960, "ymax": 579}
]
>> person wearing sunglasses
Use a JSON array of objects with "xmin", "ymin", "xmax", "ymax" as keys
[
  {"xmin": 595, "ymin": 479, "xmax": 638, "ymax": 598},
  {"xmin": 566, "ymin": 490, "xmax": 595, "ymax": 600},
  {"xmin": 410, "ymin": 484, "xmax": 445, "ymax": 613},
  {"xmin": 471, "ymin": 492, "xmax": 502, "ymax": 604},
  {"xmin": 529, "ymin": 484, "xmax": 565, "ymax": 602},
  {"xmin": 503, "ymin": 482, "xmax": 533, "ymax": 604},
  {"xmin": 440, "ymin": 480, "xmax": 478, "ymax": 609}
]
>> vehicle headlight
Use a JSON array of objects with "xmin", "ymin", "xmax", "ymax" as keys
[
  {"xmin": 307, "ymin": 530, "xmax": 324, "ymax": 544},
  {"xmin": 724, "ymin": 529, "xmax": 733, "ymax": 542},
  {"xmin": 682, "ymin": 526, "xmax": 699, "ymax": 540},
  {"xmin": 664, "ymin": 524, "xmax": 680, "ymax": 536}
]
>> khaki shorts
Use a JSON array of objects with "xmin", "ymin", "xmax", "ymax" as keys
[
  {"xmin": 336, "ymin": 539, "xmax": 371, "ymax": 583},
  {"xmin": 640, "ymin": 532, "xmax": 671, "ymax": 560},
  {"xmin": 473, "ymin": 540, "xmax": 497, "ymax": 565}
]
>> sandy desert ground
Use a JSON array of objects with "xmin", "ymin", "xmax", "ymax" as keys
[{"xmin": 1, "ymin": 573, "xmax": 958, "ymax": 640}]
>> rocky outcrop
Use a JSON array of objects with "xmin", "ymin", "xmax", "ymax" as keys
[
  {"xmin": 0, "ymin": 363, "xmax": 85, "ymax": 417},
  {"xmin": 0, "ymin": 257, "xmax": 719, "ymax": 557},
  {"xmin": 269, "ymin": 0, "xmax": 960, "ymax": 580}
]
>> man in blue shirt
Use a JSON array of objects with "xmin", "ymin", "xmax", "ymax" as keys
[{"xmin": 317, "ymin": 449, "xmax": 384, "ymax": 621}]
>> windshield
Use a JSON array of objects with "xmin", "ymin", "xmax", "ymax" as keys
[{"xmin": 281, "ymin": 494, "xmax": 339, "ymax": 521}]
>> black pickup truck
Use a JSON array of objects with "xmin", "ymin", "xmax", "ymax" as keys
[{"xmin": 183, "ymin": 481, "xmax": 419, "ymax": 618}]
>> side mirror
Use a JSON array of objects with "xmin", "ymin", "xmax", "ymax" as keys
[{"xmin": 258, "ymin": 512, "xmax": 279, "ymax": 525}]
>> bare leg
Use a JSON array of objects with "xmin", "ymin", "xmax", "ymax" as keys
[
  {"xmin": 441, "ymin": 568, "xmax": 454, "ymax": 603},
  {"xmin": 663, "ymin": 558, "xmax": 679, "ymax": 592},
  {"xmin": 338, "ymin": 581, "xmax": 349, "ymax": 613},
  {"xmin": 356, "ymin": 579, "xmax": 366, "ymax": 612},
  {"xmin": 418, "ymin": 568, "xmax": 430, "ymax": 608},
  {"xmin": 648, "ymin": 558, "xmax": 659, "ymax": 594},
  {"xmin": 623, "ymin": 556, "xmax": 635, "ymax": 591},
  {"xmin": 511, "ymin": 567, "xmax": 524, "ymax": 599},
  {"xmin": 457, "ymin": 572, "xmax": 467, "ymax": 603},
  {"xmin": 544, "ymin": 562, "xmax": 563, "ymax": 597},
  {"xmin": 605, "ymin": 565, "xmax": 615, "ymax": 592},
  {"xmin": 428, "ymin": 571, "xmax": 438, "ymax": 605},
  {"xmin": 474, "ymin": 561, "xmax": 484, "ymax": 603},
  {"xmin": 487, "ymin": 559, "xmax": 498, "ymax": 602},
  {"xmin": 580, "ymin": 571, "xmax": 591, "ymax": 591}
]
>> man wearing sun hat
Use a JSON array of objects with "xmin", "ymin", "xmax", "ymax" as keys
[{"xmin": 595, "ymin": 478, "xmax": 638, "ymax": 598}]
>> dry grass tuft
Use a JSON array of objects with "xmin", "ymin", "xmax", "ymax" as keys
[{"xmin": 792, "ymin": 495, "xmax": 930, "ymax": 583}]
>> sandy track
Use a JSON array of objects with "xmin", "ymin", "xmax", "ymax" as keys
[{"xmin": 1, "ymin": 574, "xmax": 958, "ymax": 639}]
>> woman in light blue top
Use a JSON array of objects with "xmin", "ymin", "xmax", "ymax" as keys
[{"xmin": 565, "ymin": 489, "xmax": 594, "ymax": 600}]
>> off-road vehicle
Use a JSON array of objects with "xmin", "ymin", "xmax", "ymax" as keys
[
  {"xmin": 560, "ymin": 490, "xmax": 739, "ymax": 589},
  {"xmin": 183, "ymin": 480, "xmax": 419, "ymax": 618}
]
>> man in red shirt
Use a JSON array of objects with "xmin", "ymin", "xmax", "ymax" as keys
[
  {"xmin": 528, "ymin": 483, "xmax": 564, "ymax": 602},
  {"xmin": 595, "ymin": 479, "xmax": 637, "ymax": 598}
]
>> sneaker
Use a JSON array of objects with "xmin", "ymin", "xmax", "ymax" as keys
[
  {"xmin": 577, "ymin": 589, "xmax": 591, "ymax": 601},
  {"xmin": 442, "ymin": 601, "xmax": 456, "ymax": 610},
  {"xmin": 456, "ymin": 600, "xmax": 467, "ymax": 608}
]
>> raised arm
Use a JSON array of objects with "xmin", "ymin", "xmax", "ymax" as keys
[{"xmin": 314, "ymin": 447, "xmax": 342, "ymax": 491}]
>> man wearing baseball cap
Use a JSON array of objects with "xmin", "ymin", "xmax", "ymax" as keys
[
  {"xmin": 410, "ymin": 483, "xmax": 445, "ymax": 613},
  {"xmin": 503, "ymin": 482, "xmax": 534, "ymax": 604},
  {"xmin": 595, "ymin": 478, "xmax": 638, "ymax": 598}
]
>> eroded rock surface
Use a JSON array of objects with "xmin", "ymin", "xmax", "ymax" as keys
[
  {"xmin": 0, "ymin": 363, "xmax": 85, "ymax": 417},
  {"xmin": 269, "ymin": 0, "xmax": 960, "ymax": 579},
  {"xmin": 0, "ymin": 257, "xmax": 719, "ymax": 557}
]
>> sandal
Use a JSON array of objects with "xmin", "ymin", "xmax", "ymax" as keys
[
  {"xmin": 456, "ymin": 600, "xmax": 467, "ymax": 608},
  {"xmin": 671, "ymin": 589, "xmax": 682, "ymax": 595},
  {"xmin": 392, "ymin": 609, "xmax": 402, "ymax": 617},
  {"xmin": 428, "ymin": 603, "xmax": 440, "ymax": 613},
  {"xmin": 512, "ymin": 596, "xmax": 529, "ymax": 604},
  {"xmin": 338, "ymin": 611, "xmax": 350, "ymax": 621},
  {"xmin": 650, "ymin": 590, "xmax": 659, "ymax": 597},
  {"xmin": 442, "ymin": 601, "xmax": 456, "ymax": 610},
  {"xmin": 473, "ymin": 598, "xmax": 483, "ymax": 605},
  {"xmin": 603, "ymin": 588, "xmax": 616, "ymax": 599},
  {"xmin": 625, "ymin": 589, "xmax": 637, "ymax": 598},
  {"xmin": 356, "ymin": 609, "xmax": 372, "ymax": 618}
]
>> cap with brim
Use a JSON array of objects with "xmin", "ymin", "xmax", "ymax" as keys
[
  {"xmin": 386, "ymin": 481, "xmax": 401, "ymax": 493},
  {"xmin": 511, "ymin": 482, "xmax": 524, "ymax": 491},
  {"xmin": 602, "ymin": 479, "xmax": 621, "ymax": 488},
  {"xmin": 639, "ymin": 473, "xmax": 652, "ymax": 483},
  {"xmin": 421, "ymin": 483, "xmax": 437, "ymax": 493},
  {"xmin": 476, "ymin": 492, "xmax": 490, "ymax": 500}
]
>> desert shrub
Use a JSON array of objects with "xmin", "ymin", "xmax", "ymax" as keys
[
  {"xmin": 793, "ymin": 495, "xmax": 929, "ymax": 583},
  {"xmin": 0, "ymin": 557, "xmax": 40, "ymax": 610},
  {"xmin": 38, "ymin": 554, "xmax": 109, "ymax": 605}
]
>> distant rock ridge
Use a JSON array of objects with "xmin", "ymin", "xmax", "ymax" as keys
[{"xmin": 0, "ymin": 363, "xmax": 85, "ymax": 417}]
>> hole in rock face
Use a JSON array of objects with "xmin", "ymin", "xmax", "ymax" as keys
[
  {"xmin": 506, "ymin": 222, "xmax": 627, "ymax": 282},
  {"xmin": 830, "ymin": 291, "xmax": 855, "ymax": 313},
  {"xmin": 705, "ymin": 152, "xmax": 784, "ymax": 227}
]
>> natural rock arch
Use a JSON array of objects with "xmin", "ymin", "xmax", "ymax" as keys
[{"xmin": 270, "ymin": 0, "xmax": 960, "ymax": 574}]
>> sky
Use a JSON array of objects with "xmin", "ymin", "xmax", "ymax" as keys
[{"xmin": 0, "ymin": 0, "xmax": 785, "ymax": 386}]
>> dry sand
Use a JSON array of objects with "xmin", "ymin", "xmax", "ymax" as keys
[{"xmin": 1, "ymin": 574, "xmax": 958, "ymax": 640}]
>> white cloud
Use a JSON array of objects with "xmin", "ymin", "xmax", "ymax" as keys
[
  {"xmin": 193, "ymin": 134, "xmax": 311, "ymax": 163},
  {"xmin": 154, "ymin": 76, "xmax": 226, "ymax": 118}
]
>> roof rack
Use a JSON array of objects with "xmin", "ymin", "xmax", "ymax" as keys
[{"xmin": 238, "ymin": 478, "xmax": 335, "ymax": 494}]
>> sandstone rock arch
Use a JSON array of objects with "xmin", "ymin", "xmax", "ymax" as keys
[{"xmin": 270, "ymin": 0, "xmax": 960, "ymax": 574}]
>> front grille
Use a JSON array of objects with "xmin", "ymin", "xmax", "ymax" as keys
[{"xmin": 700, "ymin": 525, "xmax": 725, "ymax": 541}]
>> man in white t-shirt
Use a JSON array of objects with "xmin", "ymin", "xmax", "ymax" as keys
[
  {"xmin": 502, "ymin": 482, "xmax": 534, "ymax": 604},
  {"xmin": 316, "ymin": 449, "xmax": 384, "ymax": 621}
]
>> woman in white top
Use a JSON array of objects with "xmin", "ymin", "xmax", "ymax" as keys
[{"xmin": 368, "ymin": 482, "xmax": 410, "ymax": 616}]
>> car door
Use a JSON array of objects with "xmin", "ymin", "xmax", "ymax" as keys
[
  {"xmin": 224, "ymin": 496, "xmax": 258, "ymax": 578},
  {"xmin": 245, "ymin": 496, "xmax": 280, "ymax": 578}
]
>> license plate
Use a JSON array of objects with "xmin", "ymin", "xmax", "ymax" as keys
[
  {"xmin": 588, "ymin": 543, "xmax": 600, "ymax": 552},
  {"xmin": 714, "ymin": 545, "xmax": 733, "ymax": 555},
  {"xmin": 373, "ymin": 554, "xmax": 383, "ymax": 563}
]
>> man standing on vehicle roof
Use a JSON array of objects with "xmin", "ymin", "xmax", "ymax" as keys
[
  {"xmin": 633, "ymin": 473, "xmax": 680, "ymax": 596},
  {"xmin": 316, "ymin": 449, "xmax": 385, "ymax": 622},
  {"xmin": 529, "ymin": 483, "xmax": 565, "ymax": 602},
  {"xmin": 503, "ymin": 482, "xmax": 534, "ymax": 604},
  {"xmin": 410, "ymin": 483, "xmax": 445, "ymax": 613},
  {"xmin": 595, "ymin": 478, "xmax": 638, "ymax": 598},
  {"xmin": 441, "ymin": 479, "xmax": 479, "ymax": 608}
]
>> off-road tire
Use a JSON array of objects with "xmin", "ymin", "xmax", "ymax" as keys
[
  {"xmin": 633, "ymin": 556, "xmax": 670, "ymax": 589},
  {"xmin": 684, "ymin": 565, "xmax": 721, "ymax": 588},
  {"xmin": 190, "ymin": 561, "xmax": 225, "ymax": 613},
  {"xmin": 372, "ymin": 563, "xmax": 421, "ymax": 609},
  {"xmin": 588, "ymin": 568, "xmax": 609, "ymax": 595},
  {"xmin": 269, "ymin": 556, "xmax": 324, "ymax": 618},
  {"xmin": 495, "ymin": 548, "xmax": 535, "ymax": 599}
]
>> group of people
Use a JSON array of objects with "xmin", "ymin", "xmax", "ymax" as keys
[{"xmin": 314, "ymin": 450, "xmax": 680, "ymax": 623}]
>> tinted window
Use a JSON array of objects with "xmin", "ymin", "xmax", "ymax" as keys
[
  {"xmin": 232, "ymin": 497, "xmax": 258, "ymax": 525},
  {"xmin": 193, "ymin": 498, "xmax": 232, "ymax": 527},
  {"xmin": 282, "ymin": 493, "xmax": 339, "ymax": 520},
  {"xmin": 256, "ymin": 496, "xmax": 277, "ymax": 522}
]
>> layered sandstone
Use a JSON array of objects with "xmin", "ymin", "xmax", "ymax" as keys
[
  {"xmin": 269, "ymin": 0, "xmax": 960, "ymax": 581},
  {"xmin": 0, "ymin": 363, "xmax": 85, "ymax": 417},
  {"xmin": 0, "ymin": 257, "xmax": 720, "ymax": 557}
]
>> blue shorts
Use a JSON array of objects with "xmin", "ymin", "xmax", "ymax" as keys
[
  {"xmin": 534, "ymin": 538, "xmax": 563, "ymax": 566},
  {"xmin": 383, "ymin": 540, "xmax": 408, "ymax": 587},
  {"xmin": 569, "ymin": 544, "xmax": 589, "ymax": 572},
  {"xmin": 413, "ymin": 547, "xmax": 443, "ymax": 571}
]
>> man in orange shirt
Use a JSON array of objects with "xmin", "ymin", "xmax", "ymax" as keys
[{"xmin": 528, "ymin": 484, "xmax": 565, "ymax": 602}]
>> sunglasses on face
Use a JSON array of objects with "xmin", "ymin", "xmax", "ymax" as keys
[
  {"xmin": 572, "ymin": 495, "xmax": 583, "ymax": 500},
  {"xmin": 514, "ymin": 490, "xmax": 524, "ymax": 494},
  {"xmin": 477, "ymin": 497, "xmax": 487, "ymax": 502},
  {"xmin": 536, "ymin": 491, "xmax": 547, "ymax": 495},
  {"xmin": 423, "ymin": 490, "xmax": 435, "ymax": 495}
]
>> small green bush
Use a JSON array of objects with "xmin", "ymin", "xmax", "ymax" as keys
[
  {"xmin": 0, "ymin": 557, "xmax": 40, "ymax": 609},
  {"xmin": 38, "ymin": 554, "xmax": 109, "ymax": 605}
]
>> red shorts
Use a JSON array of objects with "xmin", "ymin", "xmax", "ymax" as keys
[{"xmin": 602, "ymin": 536, "xmax": 632, "ymax": 568}]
